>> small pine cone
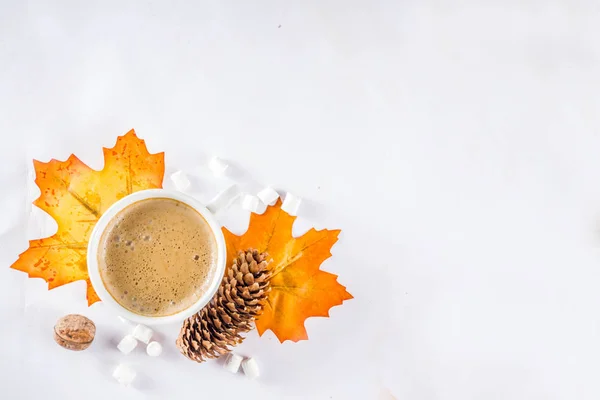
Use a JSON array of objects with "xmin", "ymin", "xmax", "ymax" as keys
[{"xmin": 176, "ymin": 249, "xmax": 271, "ymax": 362}]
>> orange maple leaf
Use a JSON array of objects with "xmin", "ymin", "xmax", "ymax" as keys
[
  {"xmin": 223, "ymin": 200, "xmax": 352, "ymax": 342},
  {"xmin": 11, "ymin": 130, "xmax": 164, "ymax": 305}
]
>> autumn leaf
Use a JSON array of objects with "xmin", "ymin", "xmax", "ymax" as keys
[
  {"xmin": 11, "ymin": 130, "xmax": 164, "ymax": 305},
  {"xmin": 223, "ymin": 200, "xmax": 352, "ymax": 342}
]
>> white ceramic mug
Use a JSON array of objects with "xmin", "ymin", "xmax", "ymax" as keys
[{"xmin": 87, "ymin": 189, "xmax": 227, "ymax": 325}]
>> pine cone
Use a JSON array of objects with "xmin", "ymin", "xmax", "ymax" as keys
[{"xmin": 176, "ymin": 249, "xmax": 271, "ymax": 362}]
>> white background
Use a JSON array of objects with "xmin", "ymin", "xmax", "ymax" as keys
[{"xmin": 1, "ymin": 1, "xmax": 600, "ymax": 399}]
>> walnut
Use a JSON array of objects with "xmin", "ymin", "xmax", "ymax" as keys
[{"xmin": 53, "ymin": 314, "xmax": 96, "ymax": 351}]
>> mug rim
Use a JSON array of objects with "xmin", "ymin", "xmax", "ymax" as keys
[{"xmin": 87, "ymin": 189, "xmax": 227, "ymax": 325}]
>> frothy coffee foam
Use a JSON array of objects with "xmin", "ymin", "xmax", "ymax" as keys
[{"xmin": 98, "ymin": 197, "xmax": 218, "ymax": 317}]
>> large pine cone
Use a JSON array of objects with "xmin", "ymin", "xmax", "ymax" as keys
[{"xmin": 176, "ymin": 249, "xmax": 271, "ymax": 362}]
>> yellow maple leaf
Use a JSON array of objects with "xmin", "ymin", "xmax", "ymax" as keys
[
  {"xmin": 223, "ymin": 200, "xmax": 353, "ymax": 342},
  {"xmin": 11, "ymin": 130, "xmax": 164, "ymax": 305}
]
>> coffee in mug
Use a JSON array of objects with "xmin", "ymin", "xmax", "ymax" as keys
[{"xmin": 97, "ymin": 197, "xmax": 219, "ymax": 317}]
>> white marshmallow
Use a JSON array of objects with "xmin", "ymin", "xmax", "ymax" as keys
[
  {"xmin": 132, "ymin": 324, "xmax": 153, "ymax": 344},
  {"xmin": 170, "ymin": 170, "xmax": 191, "ymax": 191},
  {"xmin": 281, "ymin": 192, "xmax": 302, "ymax": 216},
  {"xmin": 209, "ymin": 156, "xmax": 229, "ymax": 177},
  {"xmin": 242, "ymin": 194, "xmax": 260, "ymax": 213},
  {"xmin": 146, "ymin": 341, "xmax": 163, "ymax": 357},
  {"xmin": 206, "ymin": 184, "xmax": 241, "ymax": 214},
  {"xmin": 257, "ymin": 187, "xmax": 279, "ymax": 206},
  {"xmin": 117, "ymin": 316, "xmax": 136, "ymax": 329},
  {"xmin": 117, "ymin": 335, "xmax": 138, "ymax": 355},
  {"xmin": 241, "ymin": 357, "xmax": 260, "ymax": 379},
  {"xmin": 113, "ymin": 364, "xmax": 136, "ymax": 385},
  {"xmin": 223, "ymin": 352, "xmax": 243, "ymax": 374}
]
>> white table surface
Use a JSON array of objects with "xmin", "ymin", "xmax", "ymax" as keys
[{"xmin": 1, "ymin": 1, "xmax": 600, "ymax": 399}]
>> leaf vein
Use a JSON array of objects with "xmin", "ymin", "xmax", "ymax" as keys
[{"xmin": 68, "ymin": 189, "xmax": 100, "ymax": 218}]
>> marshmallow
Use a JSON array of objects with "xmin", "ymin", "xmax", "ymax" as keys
[
  {"xmin": 117, "ymin": 316, "xmax": 136, "ymax": 329},
  {"xmin": 146, "ymin": 341, "xmax": 162, "ymax": 357},
  {"xmin": 223, "ymin": 352, "xmax": 243, "ymax": 374},
  {"xmin": 117, "ymin": 335, "xmax": 138, "ymax": 355},
  {"xmin": 209, "ymin": 157, "xmax": 229, "ymax": 177},
  {"xmin": 206, "ymin": 184, "xmax": 241, "ymax": 214},
  {"xmin": 242, "ymin": 194, "xmax": 260, "ymax": 213},
  {"xmin": 170, "ymin": 170, "xmax": 191, "ymax": 191},
  {"xmin": 281, "ymin": 192, "xmax": 302, "ymax": 216},
  {"xmin": 257, "ymin": 187, "xmax": 279, "ymax": 206},
  {"xmin": 132, "ymin": 324, "xmax": 153, "ymax": 344},
  {"xmin": 241, "ymin": 357, "xmax": 260, "ymax": 379},
  {"xmin": 113, "ymin": 364, "xmax": 136, "ymax": 385}
]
